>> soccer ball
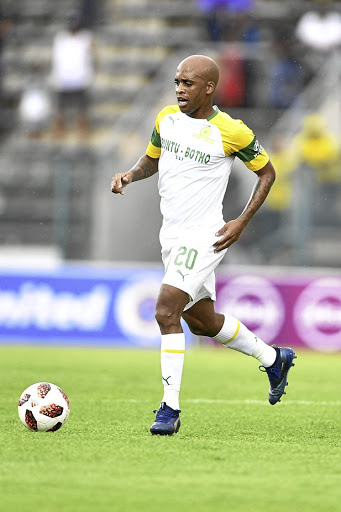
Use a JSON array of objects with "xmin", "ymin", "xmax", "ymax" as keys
[{"xmin": 18, "ymin": 382, "xmax": 70, "ymax": 432}]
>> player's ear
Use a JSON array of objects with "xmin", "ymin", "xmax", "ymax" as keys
[{"xmin": 206, "ymin": 81, "xmax": 215, "ymax": 95}]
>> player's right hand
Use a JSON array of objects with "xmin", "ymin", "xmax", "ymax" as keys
[{"xmin": 111, "ymin": 172, "xmax": 132, "ymax": 195}]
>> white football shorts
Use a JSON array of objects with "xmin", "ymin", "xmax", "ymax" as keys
[{"xmin": 161, "ymin": 229, "xmax": 227, "ymax": 312}]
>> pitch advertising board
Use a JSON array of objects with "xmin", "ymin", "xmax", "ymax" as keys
[
  {"xmin": 0, "ymin": 266, "xmax": 192, "ymax": 347},
  {"xmin": 216, "ymin": 272, "xmax": 341, "ymax": 352},
  {"xmin": 0, "ymin": 265, "xmax": 340, "ymax": 351}
]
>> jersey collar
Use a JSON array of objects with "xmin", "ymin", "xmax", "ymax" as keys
[{"xmin": 207, "ymin": 108, "xmax": 219, "ymax": 121}]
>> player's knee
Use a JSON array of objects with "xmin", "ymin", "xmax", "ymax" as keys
[{"xmin": 155, "ymin": 305, "xmax": 181, "ymax": 330}]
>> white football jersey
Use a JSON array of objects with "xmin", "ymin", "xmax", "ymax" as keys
[{"xmin": 146, "ymin": 105, "xmax": 269, "ymax": 240}]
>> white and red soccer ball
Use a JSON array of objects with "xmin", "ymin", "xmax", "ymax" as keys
[{"xmin": 18, "ymin": 382, "xmax": 70, "ymax": 432}]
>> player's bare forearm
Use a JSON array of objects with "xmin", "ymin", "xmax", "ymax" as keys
[
  {"xmin": 111, "ymin": 155, "xmax": 159, "ymax": 195},
  {"xmin": 238, "ymin": 160, "xmax": 276, "ymax": 226},
  {"xmin": 214, "ymin": 160, "xmax": 276, "ymax": 252},
  {"xmin": 130, "ymin": 154, "xmax": 159, "ymax": 182}
]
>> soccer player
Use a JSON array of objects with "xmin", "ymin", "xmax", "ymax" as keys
[{"xmin": 111, "ymin": 55, "xmax": 296, "ymax": 436}]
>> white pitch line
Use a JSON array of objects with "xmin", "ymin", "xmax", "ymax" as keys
[
  {"xmin": 184, "ymin": 399, "xmax": 341, "ymax": 406},
  {"xmin": 110, "ymin": 399, "xmax": 341, "ymax": 406}
]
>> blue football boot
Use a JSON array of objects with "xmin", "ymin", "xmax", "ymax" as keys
[
  {"xmin": 150, "ymin": 402, "xmax": 181, "ymax": 435},
  {"xmin": 260, "ymin": 346, "xmax": 297, "ymax": 405}
]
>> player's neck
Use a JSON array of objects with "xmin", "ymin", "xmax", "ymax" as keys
[{"xmin": 186, "ymin": 105, "xmax": 216, "ymax": 120}]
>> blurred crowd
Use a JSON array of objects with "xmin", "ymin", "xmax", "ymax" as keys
[
  {"xmin": 18, "ymin": 15, "xmax": 96, "ymax": 140},
  {"xmin": 195, "ymin": 0, "xmax": 341, "ymax": 261},
  {"xmin": 0, "ymin": 1, "xmax": 100, "ymax": 142},
  {"xmin": 0, "ymin": 0, "xmax": 340, "ymax": 140},
  {"xmin": 264, "ymin": 113, "xmax": 340, "ymax": 215},
  {"xmin": 197, "ymin": 0, "xmax": 341, "ymax": 109},
  {"xmin": 0, "ymin": 0, "xmax": 340, "ymax": 265}
]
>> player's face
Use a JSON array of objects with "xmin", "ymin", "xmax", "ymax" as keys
[{"xmin": 174, "ymin": 65, "xmax": 211, "ymax": 118}]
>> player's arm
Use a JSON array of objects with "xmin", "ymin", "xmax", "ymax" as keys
[
  {"xmin": 111, "ymin": 154, "xmax": 159, "ymax": 195},
  {"xmin": 214, "ymin": 160, "xmax": 276, "ymax": 252}
]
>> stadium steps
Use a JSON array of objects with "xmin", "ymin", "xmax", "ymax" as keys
[
  {"xmin": 0, "ymin": 0, "xmax": 203, "ymax": 259},
  {"xmin": 309, "ymin": 234, "xmax": 341, "ymax": 267},
  {"xmin": 1, "ymin": 0, "xmax": 200, "ymax": 142},
  {"xmin": 97, "ymin": 45, "xmax": 169, "ymax": 73},
  {"xmin": 118, "ymin": 0, "xmax": 202, "ymax": 18},
  {"xmin": 98, "ymin": 24, "xmax": 201, "ymax": 47},
  {"xmin": 94, "ymin": 72, "xmax": 148, "ymax": 90},
  {"xmin": 0, "ymin": 145, "xmax": 95, "ymax": 258},
  {"xmin": 0, "ymin": 220, "xmax": 91, "ymax": 254}
]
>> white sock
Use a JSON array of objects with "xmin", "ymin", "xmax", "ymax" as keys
[
  {"xmin": 213, "ymin": 314, "xmax": 276, "ymax": 367},
  {"xmin": 160, "ymin": 333, "xmax": 185, "ymax": 410}
]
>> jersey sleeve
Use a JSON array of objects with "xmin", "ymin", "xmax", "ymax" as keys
[
  {"xmin": 146, "ymin": 118, "xmax": 161, "ymax": 159},
  {"xmin": 146, "ymin": 105, "xmax": 180, "ymax": 159},
  {"xmin": 230, "ymin": 121, "xmax": 270, "ymax": 171},
  {"xmin": 212, "ymin": 114, "xmax": 270, "ymax": 171}
]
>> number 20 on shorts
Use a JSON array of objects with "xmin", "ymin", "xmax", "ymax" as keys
[{"xmin": 174, "ymin": 246, "xmax": 198, "ymax": 270}]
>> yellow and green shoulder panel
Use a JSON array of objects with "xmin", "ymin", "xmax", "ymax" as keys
[
  {"xmin": 146, "ymin": 105, "xmax": 180, "ymax": 159},
  {"xmin": 146, "ymin": 107, "xmax": 269, "ymax": 171},
  {"xmin": 210, "ymin": 110, "xmax": 269, "ymax": 171}
]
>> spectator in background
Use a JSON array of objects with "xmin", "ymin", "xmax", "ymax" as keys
[
  {"xmin": 215, "ymin": 46, "xmax": 246, "ymax": 107},
  {"xmin": 295, "ymin": 0, "xmax": 341, "ymax": 53},
  {"xmin": 80, "ymin": 0, "xmax": 105, "ymax": 28},
  {"xmin": 19, "ymin": 63, "xmax": 52, "ymax": 139},
  {"xmin": 50, "ymin": 16, "xmax": 96, "ymax": 139},
  {"xmin": 291, "ymin": 113, "xmax": 340, "ymax": 260},
  {"xmin": 266, "ymin": 136, "xmax": 297, "ymax": 217},
  {"xmin": 268, "ymin": 37, "xmax": 304, "ymax": 109},
  {"xmin": 196, "ymin": 0, "xmax": 259, "ymax": 107},
  {"xmin": 250, "ymin": 114, "xmax": 340, "ymax": 251},
  {"xmin": 292, "ymin": 114, "xmax": 340, "ymax": 183},
  {"xmin": 196, "ymin": 0, "xmax": 255, "ymax": 42}
]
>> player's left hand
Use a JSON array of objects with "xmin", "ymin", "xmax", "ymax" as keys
[{"xmin": 213, "ymin": 219, "xmax": 246, "ymax": 252}]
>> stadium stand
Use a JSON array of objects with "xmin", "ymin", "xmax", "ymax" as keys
[{"xmin": 0, "ymin": 0, "xmax": 340, "ymax": 265}]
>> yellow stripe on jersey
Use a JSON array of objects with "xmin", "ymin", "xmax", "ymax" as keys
[
  {"xmin": 210, "ymin": 110, "xmax": 269, "ymax": 172},
  {"xmin": 146, "ymin": 105, "xmax": 180, "ymax": 159}
]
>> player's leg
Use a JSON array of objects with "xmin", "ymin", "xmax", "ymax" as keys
[
  {"xmin": 51, "ymin": 91, "xmax": 67, "ymax": 138},
  {"xmin": 150, "ymin": 284, "xmax": 189, "ymax": 435},
  {"xmin": 75, "ymin": 89, "xmax": 91, "ymax": 138},
  {"xmin": 183, "ymin": 298, "xmax": 296, "ymax": 405},
  {"xmin": 155, "ymin": 283, "xmax": 189, "ymax": 334},
  {"xmin": 182, "ymin": 297, "xmax": 224, "ymax": 337},
  {"xmin": 183, "ymin": 298, "xmax": 276, "ymax": 364}
]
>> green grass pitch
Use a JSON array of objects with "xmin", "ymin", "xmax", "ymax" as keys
[{"xmin": 0, "ymin": 345, "xmax": 340, "ymax": 512}]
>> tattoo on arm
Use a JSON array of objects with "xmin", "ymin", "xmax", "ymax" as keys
[
  {"xmin": 239, "ymin": 173, "xmax": 275, "ymax": 225},
  {"xmin": 131, "ymin": 156, "xmax": 158, "ymax": 182}
]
